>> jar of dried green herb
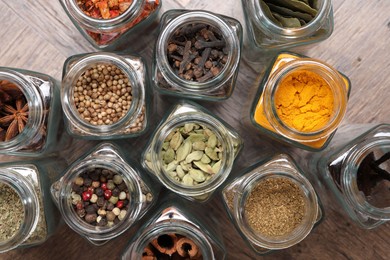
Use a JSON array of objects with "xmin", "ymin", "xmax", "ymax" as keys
[
  {"xmin": 242, "ymin": 0, "xmax": 333, "ymax": 52},
  {"xmin": 51, "ymin": 142, "xmax": 155, "ymax": 245},
  {"xmin": 142, "ymin": 101, "xmax": 243, "ymax": 202},
  {"xmin": 153, "ymin": 10, "xmax": 242, "ymax": 101},
  {"xmin": 121, "ymin": 205, "xmax": 226, "ymax": 259},
  {"xmin": 311, "ymin": 124, "xmax": 390, "ymax": 229},
  {"xmin": 61, "ymin": 52, "xmax": 150, "ymax": 139},
  {"xmin": 0, "ymin": 161, "xmax": 60, "ymax": 253},
  {"xmin": 0, "ymin": 67, "xmax": 62, "ymax": 156},
  {"xmin": 222, "ymin": 154, "xmax": 322, "ymax": 254}
]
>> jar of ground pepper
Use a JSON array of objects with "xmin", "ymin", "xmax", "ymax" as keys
[
  {"xmin": 250, "ymin": 52, "xmax": 351, "ymax": 151},
  {"xmin": 153, "ymin": 10, "xmax": 242, "ymax": 101},
  {"xmin": 0, "ymin": 68, "xmax": 62, "ymax": 156},
  {"xmin": 0, "ymin": 161, "xmax": 61, "ymax": 253},
  {"xmin": 59, "ymin": 0, "xmax": 161, "ymax": 49},
  {"xmin": 61, "ymin": 52, "xmax": 149, "ymax": 139},
  {"xmin": 142, "ymin": 101, "xmax": 243, "ymax": 202},
  {"xmin": 50, "ymin": 142, "xmax": 155, "ymax": 245},
  {"xmin": 121, "ymin": 205, "xmax": 226, "ymax": 259},
  {"xmin": 222, "ymin": 154, "xmax": 323, "ymax": 254},
  {"xmin": 311, "ymin": 124, "xmax": 390, "ymax": 229},
  {"xmin": 242, "ymin": 0, "xmax": 333, "ymax": 53}
]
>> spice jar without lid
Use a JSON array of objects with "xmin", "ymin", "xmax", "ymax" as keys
[
  {"xmin": 50, "ymin": 142, "xmax": 155, "ymax": 245},
  {"xmin": 250, "ymin": 52, "xmax": 351, "ymax": 151},
  {"xmin": 153, "ymin": 10, "xmax": 242, "ymax": 101},
  {"xmin": 121, "ymin": 205, "xmax": 226, "ymax": 259},
  {"xmin": 222, "ymin": 154, "xmax": 323, "ymax": 254},
  {"xmin": 242, "ymin": 0, "xmax": 333, "ymax": 53},
  {"xmin": 142, "ymin": 101, "xmax": 243, "ymax": 202},
  {"xmin": 60, "ymin": 0, "xmax": 161, "ymax": 49},
  {"xmin": 0, "ymin": 161, "xmax": 60, "ymax": 253},
  {"xmin": 0, "ymin": 67, "xmax": 61, "ymax": 156},
  {"xmin": 61, "ymin": 52, "xmax": 149, "ymax": 140},
  {"xmin": 312, "ymin": 124, "xmax": 390, "ymax": 229}
]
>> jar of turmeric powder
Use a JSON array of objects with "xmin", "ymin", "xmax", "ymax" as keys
[{"xmin": 250, "ymin": 52, "xmax": 351, "ymax": 151}]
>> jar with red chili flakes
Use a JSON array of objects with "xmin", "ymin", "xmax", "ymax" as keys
[{"xmin": 60, "ymin": 0, "xmax": 161, "ymax": 49}]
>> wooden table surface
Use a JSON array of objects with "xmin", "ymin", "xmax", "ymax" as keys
[{"xmin": 1, "ymin": 0, "xmax": 389, "ymax": 259}]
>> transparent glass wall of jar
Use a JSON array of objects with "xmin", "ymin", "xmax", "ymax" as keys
[
  {"xmin": 142, "ymin": 101, "xmax": 243, "ymax": 202},
  {"xmin": 311, "ymin": 124, "xmax": 390, "ymax": 229},
  {"xmin": 222, "ymin": 154, "xmax": 323, "ymax": 254},
  {"xmin": 59, "ymin": 0, "xmax": 161, "ymax": 49},
  {"xmin": 152, "ymin": 10, "xmax": 242, "ymax": 101},
  {"xmin": 50, "ymin": 142, "xmax": 156, "ymax": 245},
  {"xmin": 0, "ymin": 161, "xmax": 61, "ymax": 253},
  {"xmin": 242, "ymin": 0, "xmax": 333, "ymax": 51},
  {"xmin": 121, "ymin": 205, "xmax": 226, "ymax": 259},
  {"xmin": 61, "ymin": 52, "xmax": 150, "ymax": 140},
  {"xmin": 0, "ymin": 68, "xmax": 61, "ymax": 156},
  {"xmin": 250, "ymin": 52, "xmax": 351, "ymax": 151}
]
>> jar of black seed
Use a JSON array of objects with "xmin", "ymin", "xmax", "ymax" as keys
[
  {"xmin": 222, "ymin": 154, "xmax": 322, "ymax": 254},
  {"xmin": 61, "ymin": 52, "xmax": 150, "ymax": 139},
  {"xmin": 310, "ymin": 124, "xmax": 390, "ymax": 229},
  {"xmin": 0, "ymin": 67, "xmax": 62, "ymax": 156},
  {"xmin": 121, "ymin": 205, "xmax": 226, "ymax": 259},
  {"xmin": 153, "ymin": 10, "xmax": 242, "ymax": 101},
  {"xmin": 142, "ymin": 101, "xmax": 243, "ymax": 202},
  {"xmin": 50, "ymin": 142, "xmax": 155, "ymax": 245},
  {"xmin": 0, "ymin": 159, "xmax": 62, "ymax": 253}
]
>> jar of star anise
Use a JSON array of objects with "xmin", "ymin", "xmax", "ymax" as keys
[
  {"xmin": 0, "ymin": 68, "xmax": 61, "ymax": 157},
  {"xmin": 60, "ymin": 0, "xmax": 161, "ymax": 49}
]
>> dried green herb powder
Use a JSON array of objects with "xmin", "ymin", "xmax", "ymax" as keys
[
  {"xmin": 0, "ymin": 183, "xmax": 24, "ymax": 241},
  {"xmin": 244, "ymin": 177, "xmax": 306, "ymax": 237}
]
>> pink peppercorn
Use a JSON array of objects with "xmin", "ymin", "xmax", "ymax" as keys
[
  {"xmin": 104, "ymin": 189, "xmax": 112, "ymax": 200},
  {"xmin": 101, "ymin": 183, "xmax": 108, "ymax": 190},
  {"xmin": 116, "ymin": 200, "xmax": 124, "ymax": 209},
  {"xmin": 82, "ymin": 191, "xmax": 92, "ymax": 201}
]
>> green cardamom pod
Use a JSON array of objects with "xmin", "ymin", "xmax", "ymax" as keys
[
  {"xmin": 170, "ymin": 131, "xmax": 184, "ymax": 150},
  {"xmin": 207, "ymin": 134, "xmax": 218, "ymax": 148},
  {"xmin": 176, "ymin": 140, "xmax": 192, "ymax": 162},
  {"xmin": 182, "ymin": 174, "xmax": 194, "ymax": 186},
  {"xmin": 193, "ymin": 161, "xmax": 214, "ymax": 174},
  {"xmin": 201, "ymin": 154, "xmax": 211, "ymax": 164},
  {"xmin": 212, "ymin": 160, "xmax": 222, "ymax": 174},
  {"xmin": 205, "ymin": 147, "xmax": 219, "ymax": 160},
  {"xmin": 192, "ymin": 141, "xmax": 206, "ymax": 150},
  {"xmin": 163, "ymin": 148, "xmax": 175, "ymax": 164},
  {"xmin": 185, "ymin": 151, "xmax": 204, "ymax": 163},
  {"xmin": 189, "ymin": 169, "xmax": 206, "ymax": 182}
]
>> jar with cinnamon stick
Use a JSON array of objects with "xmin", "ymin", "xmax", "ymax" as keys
[
  {"xmin": 121, "ymin": 205, "xmax": 226, "ymax": 259},
  {"xmin": 0, "ymin": 68, "xmax": 61, "ymax": 157}
]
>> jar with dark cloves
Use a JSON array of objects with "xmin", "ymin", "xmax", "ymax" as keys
[
  {"xmin": 222, "ymin": 154, "xmax": 323, "ymax": 254},
  {"xmin": 153, "ymin": 10, "xmax": 242, "ymax": 101},
  {"xmin": 61, "ymin": 52, "xmax": 150, "ymax": 139},
  {"xmin": 59, "ymin": 0, "xmax": 161, "ymax": 49},
  {"xmin": 121, "ymin": 205, "xmax": 226, "ymax": 259},
  {"xmin": 142, "ymin": 101, "xmax": 243, "ymax": 202},
  {"xmin": 0, "ymin": 67, "xmax": 62, "ymax": 156},
  {"xmin": 311, "ymin": 124, "xmax": 390, "ymax": 229},
  {"xmin": 50, "ymin": 142, "xmax": 155, "ymax": 245}
]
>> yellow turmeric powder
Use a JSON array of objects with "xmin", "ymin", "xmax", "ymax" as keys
[{"xmin": 274, "ymin": 70, "xmax": 334, "ymax": 132}]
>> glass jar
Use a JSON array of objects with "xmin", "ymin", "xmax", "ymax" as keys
[
  {"xmin": 50, "ymin": 142, "xmax": 155, "ymax": 245},
  {"xmin": 242, "ymin": 0, "xmax": 333, "ymax": 51},
  {"xmin": 0, "ymin": 162, "xmax": 60, "ymax": 253},
  {"xmin": 313, "ymin": 124, "xmax": 390, "ymax": 229},
  {"xmin": 222, "ymin": 154, "xmax": 323, "ymax": 254},
  {"xmin": 142, "ymin": 101, "xmax": 243, "ymax": 202},
  {"xmin": 61, "ymin": 52, "xmax": 149, "ymax": 139},
  {"xmin": 0, "ymin": 67, "xmax": 61, "ymax": 156},
  {"xmin": 121, "ymin": 205, "xmax": 226, "ymax": 259},
  {"xmin": 59, "ymin": 0, "xmax": 161, "ymax": 49},
  {"xmin": 250, "ymin": 52, "xmax": 351, "ymax": 151},
  {"xmin": 152, "ymin": 10, "xmax": 242, "ymax": 101}
]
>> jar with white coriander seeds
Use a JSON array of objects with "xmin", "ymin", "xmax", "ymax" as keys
[
  {"xmin": 50, "ymin": 142, "xmax": 155, "ymax": 245},
  {"xmin": 222, "ymin": 154, "xmax": 323, "ymax": 254},
  {"xmin": 61, "ymin": 52, "xmax": 149, "ymax": 139},
  {"xmin": 142, "ymin": 101, "xmax": 243, "ymax": 202},
  {"xmin": 153, "ymin": 10, "xmax": 242, "ymax": 100}
]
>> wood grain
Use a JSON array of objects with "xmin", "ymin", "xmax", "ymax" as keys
[{"xmin": 0, "ymin": 0, "xmax": 389, "ymax": 259}]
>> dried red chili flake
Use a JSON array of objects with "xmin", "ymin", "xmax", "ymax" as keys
[{"xmin": 77, "ymin": 0, "xmax": 134, "ymax": 19}]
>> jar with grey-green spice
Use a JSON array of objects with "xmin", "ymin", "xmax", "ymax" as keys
[
  {"xmin": 142, "ymin": 101, "xmax": 243, "ymax": 202},
  {"xmin": 0, "ymin": 162, "xmax": 59, "ymax": 253}
]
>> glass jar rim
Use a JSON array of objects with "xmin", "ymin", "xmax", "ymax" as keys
[
  {"xmin": 61, "ymin": 52, "xmax": 144, "ymax": 137},
  {"xmin": 0, "ymin": 169, "xmax": 39, "ymax": 253},
  {"xmin": 263, "ymin": 58, "xmax": 347, "ymax": 142},
  {"xmin": 155, "ymin": 10, "xmax": 240, "ymax": 93},
  {"xmin": 234, "ymin": 168, "xmax": 318, "ymax": 250}
]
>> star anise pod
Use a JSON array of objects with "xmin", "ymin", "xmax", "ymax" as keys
[{"xmin": 0, "ymin": 98, "xmax": 29, "ymax": 141}]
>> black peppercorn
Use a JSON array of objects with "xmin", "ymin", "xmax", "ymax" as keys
[{"xmin": 95, "ymin": 187, "xmax": 104, "ymax": 197}]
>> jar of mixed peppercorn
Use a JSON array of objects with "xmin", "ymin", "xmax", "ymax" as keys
[{"xmin": 60, "ymin": 0, "xmax": 161, "ymax": 49}]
